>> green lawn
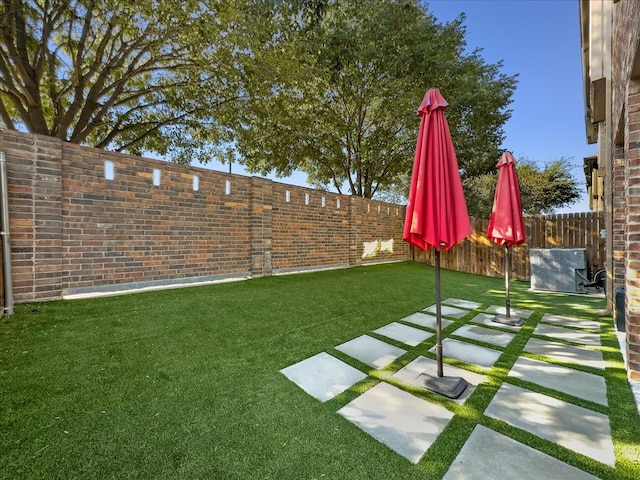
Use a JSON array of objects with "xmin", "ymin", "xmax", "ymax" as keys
[{"xmin": 1, "ymin": 262, "xmax": 639, "ymax": 479}]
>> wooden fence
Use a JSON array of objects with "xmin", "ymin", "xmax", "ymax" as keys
[{"xmin": 412, "ymin": 212, "xmax": 605, "ymax": 282}]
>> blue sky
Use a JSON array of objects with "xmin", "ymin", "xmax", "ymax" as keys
[
  {"xmin": 205, "ymin": 0, "xmax": 594, "ymax": 212},
  {"xmin": 427, "ymin": 0, "xmax": 593, "ymax": 212}
]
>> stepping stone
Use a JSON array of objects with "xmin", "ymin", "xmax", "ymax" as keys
[
  {"xmin": 424, "ymin": 304, "xmax": 468, "ymax": 319},
  {"xmin": 280, "ymin": 352, "xmax": 367, "ymax": 402},
  {"xmin": 373, "ymin": 322, "xmax": 433, "ymax": 347},
  {"xmin": 429, "ymin": 338, "xmax": 502, "ymax": 369},
  {"xmin": 443, "ymin": 425, "xmax": 601, "ymax": 480},
  {"xmin": 335, "ymin": 335, "xmax": 406, "ymax": 369},
  {"xmin": 470, "ymin": 312, "xmax": 524, "ymax": 331},
  {"xmin": 509, "ymin": 356, "xmax": 608, "ymax": 406},
  {"xmin": 393, "ymin": 356, "xmax": 487, "ymax": 404},
  {"xmin": 337, "ymin": 382, "xmax": 453, "ymax": 463},
  {"xmin": 524, "ymin": 338, "xmax": 604, "ymax": 370},
  {"xmin": 401, "ymin": 312, "xmax": 453, "ymax": 330},
  {"xmin": 533, "ymin": 323, "xmax": 601, "ymax": 347},
  {"xmin": 442, "ymin": 298, "xmax": 482, "ymax": 310},
  {"xmin": 485, "ymin": 305, "xmax": 534, "ymax": 319},
  {"xmin": 452, "ymin": 324, "xmax": 515, "ymax": 348},
  {"xmin": 541, "ymin": 313, "xmax": 600, "ymax": 331},
  {"xmin": 485, "ymin": 383, "xmax": 615, "ymax": 466}
]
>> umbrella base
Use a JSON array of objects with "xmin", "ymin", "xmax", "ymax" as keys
[
  {"xmin": 492, "ymin": 315, "xmax": 525, "ymax": 327},
  {"xmin": 417, "ymin": 373, "xmax": 468, "ymax": 399}
]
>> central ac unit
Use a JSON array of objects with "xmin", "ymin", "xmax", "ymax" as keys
[{"xmin": 530, "ymin": 248, "xmax": 588, "ymax": 294}]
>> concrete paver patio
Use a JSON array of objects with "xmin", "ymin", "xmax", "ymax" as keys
[
  {"xmin": 373, "ymin": 321, "xmax": 434, "ymax": 346},
  {"xmin": 484, "ymin": 383, "xmax": 615, "ymax": 466},
  {"xmin": 337, "ymin": 382, "xmax": 454, "ymax": 464},
  {"xmin": 334, "ymin": 334, "xmax": 406, "ymax": 369},
  {"xmin": 509, "ymin": 356, "xmax": 608, "ymax": 405},
  {"xmin": 280, "ymin": 352, "xmax": 366, "ymax": 402},
  {"xmin": 280, "ymin": 298, "xmax": 637, "ymax": 476},
  {"xmin": 400, "ymin": 311, "xmax": 453, "ymax": 330},
  {"xmin": 524, "ymin": 337, "xmax": 605, "ymax": 369},
  {"xmin": 443, "ymin": 425, "xmax": 601, "ymax": 480}
]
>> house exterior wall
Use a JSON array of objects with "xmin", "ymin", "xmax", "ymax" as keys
[
  {"xmin": 584, "ymin": 0, "xmax": 640, "ymax": 381},
  {"xmin": 624, "ymin": 80, "xmax": 640, "ymax": 379},
  {"xmin": 613, "ymin": 145, "xmax": 626, "ymax": 291}
]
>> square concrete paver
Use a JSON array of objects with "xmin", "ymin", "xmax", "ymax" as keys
[
  {"xmin": 393, "ymin": 356, "xmax": 487, "ymax": 404},
  {"xmin": 337, "ymin": 382, "xmax": 454, "ymax": 463},
  {"xmin": 485, "ymin": 305, "xmax": 534, "ymax": 319},
  {"xmin": 533, "ymin": 323, "xmax": 601, "ymax": 347},
  {"xmin": 335, "ymin": 335, "xmax": 406, "ymax": 369},
  {"xmin": 443, "ymin": 425, "xmax": 601, "ymax": 480},
  {"xmin": 280, "ymin": 352, "xmax": 367, "ymax": 402},
  {"xmin": 541, "ymin": 313, "xmax": 600, "ymax": 331},
  {"xmin": 470, "ymin": 312, "xmax": 524, "ymax": 331},
  {"xmin": 524, "ymin": 337, "xmax": 604, "ymax": 370},
  {"xmin": 429, "ymin": 338, "xmax": 502, "ymax": 369},
  {"xmin": 423, "ymin": 304, "xmax": 468, "ymax": 319},
  {"xmin": 485, "ymin": 383, "xmax": 615, "ymax": 466},
  {"xmin": 509, "ymin": 356, "xmax": 608, "ymax": 406},
  {"xmin": 373, "ymin": 322, "xmax": 433, "ymax": 347},
  {"xmin": 442, "ymin": 298, "xmax": 482, "ymax": 310},
  {"xmin": 401, "ymin": 312, "xmax": 453, "ymax": 330},
  {"xmin": 452, "ymin": 324, "xmax": 515, "ymax": 348}
]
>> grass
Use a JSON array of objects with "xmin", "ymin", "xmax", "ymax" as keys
[{"xmin": 1, "ymin": 261, "xmax": 639, "ymax": 479}]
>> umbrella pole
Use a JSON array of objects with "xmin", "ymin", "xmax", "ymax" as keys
[
  {"xmin": 435, "ymin": 249, "xmax": 443, "ymax": 378},
  {"xmin": 418, "ymin": 247, "xmax": 468, "ymax": 398},
  {"xmin": 505, "ymin": 245, "xmax": 510, "ymax": 318},
  {"xmin": 492, "ymin": 244, "xmax": 524, "ymax": 327}
]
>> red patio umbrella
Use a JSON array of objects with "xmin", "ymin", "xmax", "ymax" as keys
[
  {"xmin": 403, "ymin": 88, "xmax": 471, "ymax": 398},
  {"xmin": 487, "ymin": 151, "xmax": 526, "ymax": 325}
]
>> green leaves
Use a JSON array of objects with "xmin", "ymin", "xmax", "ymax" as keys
[
  {"xmin": 1, "ymin": 0, "xmax": 517, "ymax": 191},
  {"xmin": 233, "ymin": 0, "xmax": 517, "ymax": 198},
  {"xmin": 0, "ymin": 0, "xmax": 253, "ymax": 158}
]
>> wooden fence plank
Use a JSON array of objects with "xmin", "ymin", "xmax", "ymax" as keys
[{"xmin": 412, "ymin": 212, "xmax": 605, "ymax": 282}]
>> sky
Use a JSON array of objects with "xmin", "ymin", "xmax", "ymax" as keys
[{"xmin": 202, "ymin": 0, "xmax": 595, "ymax": 213}]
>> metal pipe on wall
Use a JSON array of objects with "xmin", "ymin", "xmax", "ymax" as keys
[{"xmin": 0, "ymin": 151, "xmax": 14, "ymax": 314}]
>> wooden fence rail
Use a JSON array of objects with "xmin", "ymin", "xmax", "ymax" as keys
[{"xmin": 412, "ymin": 212, "xmax": 605, "ymax": 282}]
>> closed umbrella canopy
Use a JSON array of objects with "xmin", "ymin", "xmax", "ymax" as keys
[
  {"xmin": 487, "ymin": 151, "xmax": 526, "ymax": 325},
  {"xmin": 403, "ymin": 88, "xmax": 470, "ymax": 399},
  {"xmin": 487, "ymin": 151, "xmax": 526, "ymax": 247},
  {"xmin": 403, "ymin": 88, "xmax": 471, "ymax": 251}
]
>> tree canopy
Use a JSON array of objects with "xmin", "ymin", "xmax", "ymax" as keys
[
  {"xmin": 0, "ymin": 0, "xmax": 268, "ymax": 159},
  {"xmin": 3, "ymin": 0, "xmax": 542, "ymax": 203},
  {"xmin": 233, "ymin": 0, "xmax": 517, "ymax": 197}
]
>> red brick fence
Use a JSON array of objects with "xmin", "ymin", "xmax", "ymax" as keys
[{"xmin": 0, "ymin": 131, "xmax": 408, "ymax": 303}]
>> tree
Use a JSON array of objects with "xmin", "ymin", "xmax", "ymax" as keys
[
  {"xmin": 233, "ymin": 0, "xmax": 517, "ymax": 198},
  {"xmin": 0, "ymin": 0, "xmax": 268, "ymax": 161},
  {"xmin": 463, "ymin": 156, "xmax": 582, "ymax": 218}
]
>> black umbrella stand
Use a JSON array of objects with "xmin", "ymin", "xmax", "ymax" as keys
[
  {"xmin": 492, "ymin": 245, "xmax": 524, "ymax": 327},
  {"xmin": 420, "ymin": 249, "xmax": 469, "ymax": 399}
]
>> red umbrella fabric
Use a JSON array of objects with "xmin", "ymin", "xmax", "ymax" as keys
[
  {"xmin": 403, "ymin": 88, "xmax": 471, "ymax": 251},
  {"xmin": 487, "ymin": 151, "xmax": 526, "ymax": 246},
  {"xmin": 402, "ymin": 88, "xmax": 471, "ymax": 397}
]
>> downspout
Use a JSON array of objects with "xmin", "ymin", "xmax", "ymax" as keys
[{"xmin": 0, "ymin": 151, "xmax": 14, "ymax": 314}]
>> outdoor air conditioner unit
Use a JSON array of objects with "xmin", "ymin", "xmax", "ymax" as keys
[{"xmin": 530, "ymin": 248, "xmax": 588, "ymax": 294}]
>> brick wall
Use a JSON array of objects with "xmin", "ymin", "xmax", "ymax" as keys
[
  {"xmin": 612, "ymin": 0, "xmax": 640, "ymax": 141},
  {"xmin": 0, "ymin": 131, "xmax": 409, "ymax": 303},
  {"xmin": 625, "ymin": 80, "xmax": 640, "ymax": 381},
  {"xmin": 271, "ymin": 183, "xmax": 349, "ymax": 273},
  {"xmin": 613, "ymin": 145, "xmax": 626, "ymax": 293},
  {"xmin": 0, "ymin": 132, "xmax": 63, "ymax": 301}
]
